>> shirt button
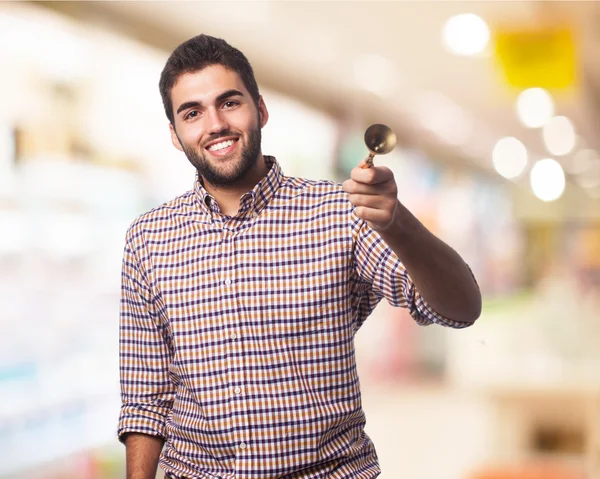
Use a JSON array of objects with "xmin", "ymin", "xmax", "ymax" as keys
[
  {"xmin": 234, "ymin": 387, "xmax": 242, "ymax": 394},
  {"xmin": 230, "ymin": 332, "xmax": 237, "ymax": 340},
  {"xmin": 224, "ymin": 278, "xmax": 232, "ymax": 285},
  {"xmin": 239, "ymin": 442, "xmax": 247, "ymax": 450}
]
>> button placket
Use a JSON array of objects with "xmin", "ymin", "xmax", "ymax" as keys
[
  {"xmin": 220, "ymin": 229, "xmax": 249, "ymax": 463},
  {"xmin": 221, "ymin": 229, "xmax": 233, "ymax": 289}
]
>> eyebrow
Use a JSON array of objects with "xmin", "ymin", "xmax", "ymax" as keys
[{"xmin": 176, "ymin": 89, "xmax": 245, "ymax": 115}]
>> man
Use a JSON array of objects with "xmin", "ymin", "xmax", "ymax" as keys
[{"xmin": 118, "ymin": 34, "xmax": 481, "ymax": 479}]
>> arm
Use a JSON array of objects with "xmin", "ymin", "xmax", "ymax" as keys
[
  {"xmin": 344, "ymin": 163, "xmax": 481, "ymax": 324},
  {"xmin": 118, "ymin": 226, "xmax": 175, "ymax": 471},
  {"xmin": 377, "ymin": 200, "xmax": 481, "ymax": 323},
  {"xmin": 124, "ymin": 433, "xmax": 165, "ymax": 479}
]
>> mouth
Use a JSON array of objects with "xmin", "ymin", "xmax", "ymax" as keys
[{"xmin": 204, "ymin": 137, "xmax": 239, "ymax": 157}]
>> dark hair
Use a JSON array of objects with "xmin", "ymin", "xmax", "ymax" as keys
[{"xmin": 159, "ymin": 34, "xmax": 260, "ymax": 124}]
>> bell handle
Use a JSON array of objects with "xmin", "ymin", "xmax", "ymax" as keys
[{"xmin": 362, "ymin": 152, "xmax": 375, "ymax": 169}]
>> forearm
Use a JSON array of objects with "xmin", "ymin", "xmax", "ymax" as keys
[
  {"xmin": 125, "ymin": 433, "xmax": 165, "ymax": 479},
  {"xmin": 379, "ymin": 201, "xmax": 481, "ymax": 323}
]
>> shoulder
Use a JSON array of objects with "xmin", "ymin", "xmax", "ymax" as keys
[
  {"xmin": 270, "ymin": 175, "xmax": 357, "ymax": 220},
  {"xmin": 278, "ymin": 175, "xmax": 349, "ymax": 202},
  {"xmin": 125, "ymin": 189, "xmax": 197, "ymax": 243}
]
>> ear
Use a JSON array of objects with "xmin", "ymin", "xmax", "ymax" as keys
[
  {"xmin": 169, "ymin": 123, "xmax": 184, "ymax": 152},
  {"xmin": 258, "ymin": 96, "xmax": 269, "ymax": 129}
]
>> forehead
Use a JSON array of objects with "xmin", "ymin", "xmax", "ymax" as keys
[{"xmin": 171, "ymin": 65, "xmax": 247, "ymax": 106}]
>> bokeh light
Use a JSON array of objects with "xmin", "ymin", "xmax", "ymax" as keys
[
  {"xmin": 543, "ymin": 116, "xmax": 576, "ymax": 156},
  {"xmin": 442, "ymin": 13, "xmax": 490, "ymax": 56},
  {"xmin": 530, "ymin": 158, "xmax": 566, "ymax": 202},
  {"xmin": 516, "ymin": 88, "xmax": 555, "ymax": 128},
  {"xmin": 492, "ymin": 136, "xmax": 528, "ymax": 179}
]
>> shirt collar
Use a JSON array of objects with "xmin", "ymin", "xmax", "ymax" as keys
[{"xmin": 193, "ymin": 156, "xmax": 283, "ymax": 219}]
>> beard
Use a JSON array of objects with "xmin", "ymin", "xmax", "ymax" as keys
[{"xmin": 180, "ymin": 126, "xmax": 262, "ymax": 188}]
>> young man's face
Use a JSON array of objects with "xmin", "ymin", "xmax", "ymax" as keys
[{"xmin": 169, "ymin": 64, "xmax": 268, "ymax": 187}]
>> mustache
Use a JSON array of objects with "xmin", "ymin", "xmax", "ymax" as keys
[{"xmin": 204, "ymin": 131, "xmax": 238, "ymax": 145}]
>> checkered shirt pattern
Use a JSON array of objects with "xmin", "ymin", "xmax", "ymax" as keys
[{"xmin": 118, "ymin": 156, "xmax": 471, "ymax": 479}]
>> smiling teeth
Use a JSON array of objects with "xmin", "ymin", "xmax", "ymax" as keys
[{"xmin": 208, "ymin": 140, "xmax": 235, "ymax": 151}]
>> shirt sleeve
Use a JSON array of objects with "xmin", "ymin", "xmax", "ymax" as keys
[
  {"xmin": 351, "ymin": 213, "xmax": 473, "ymax": 329},
  {"xmin": 118, "ymin": 225, "xmax": 175, "ymax": 442}
]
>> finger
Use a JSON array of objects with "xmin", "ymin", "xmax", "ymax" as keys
[
  {"xmin": 354, "ymin": 206, "xmax": 394, "ymax": 229},
  {"xmin": 350, "ymin": 165, "xmax": 394, "ymax": 185},
  {"xmin": 348, "ymin": 194, "xmax": 393, "ymax": 209},
  {"xmin": 343, "ymin": 178, "xmax": 397, "ymax": 196},
  {"xmin": 343, "ymin": 179, "xmax": 372, "ymax": 194},
  {"xmin": 343, "ymin": 179, "xmax": 375, "ymax": 195}
]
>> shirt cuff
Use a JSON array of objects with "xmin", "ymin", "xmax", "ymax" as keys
[
  {"xmin": 410, "ymin": 289, "xmax": 474, "ymax": 329},
  {"xmin": 117, "ymin": 403, "xmax": 171, "ymax": 443}
]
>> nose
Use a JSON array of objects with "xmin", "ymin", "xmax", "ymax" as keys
[{"xmin": 205, "ymin": 107, "xmax": 229, "ymax": 134}]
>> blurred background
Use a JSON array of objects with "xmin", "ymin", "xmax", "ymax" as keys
[{"xmin": 1, "ymin": 1, "xmax": 599, "ymax": 478}]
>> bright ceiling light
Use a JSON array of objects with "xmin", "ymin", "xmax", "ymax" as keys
[
  {"xmin": 530, "ymin": 158, "xmax": 565, "ymax": 202},
  {"xmin": 353, "ymin": 54, "xmax": 397, "ymax": 97},
  {"xmin": 543, "ymin": 116, "xmax": 576, "ymax": 156},
  {"xmin": 516, "ymin": 88, "xmax": 555, "ymax": 128},
  {"xmin": 442, "ymin": 13, "xmax": 490, "ymax": 56},
  {"xmin": 492, "ymin": 137, "xmax": 528, "ymax": 179}
]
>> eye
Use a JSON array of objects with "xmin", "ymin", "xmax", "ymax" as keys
[
  {"xmin": 184, "ymin": 110, "xmax": 200, "ymax": 121},
  {"xmin": 223, "ymin": 100, "xmax": 239, "ymax": 109}
]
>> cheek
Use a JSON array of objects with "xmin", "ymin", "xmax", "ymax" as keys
[
  {"xmin": 231, "ymin": 110, "xmax": 259, "ymax": 131},
  {"xmin": 178, "ymin": 125, "xmax": 206, "ymax": 146}
]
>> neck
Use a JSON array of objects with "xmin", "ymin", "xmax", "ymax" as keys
[{"xmin": 203, "ymin": 154, "xmax": 269, "ymax": 216}]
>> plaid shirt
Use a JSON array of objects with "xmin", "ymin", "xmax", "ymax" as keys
[{"xmin": 118, "ymin": 157, "xmax": 470, "ymax": 479}]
